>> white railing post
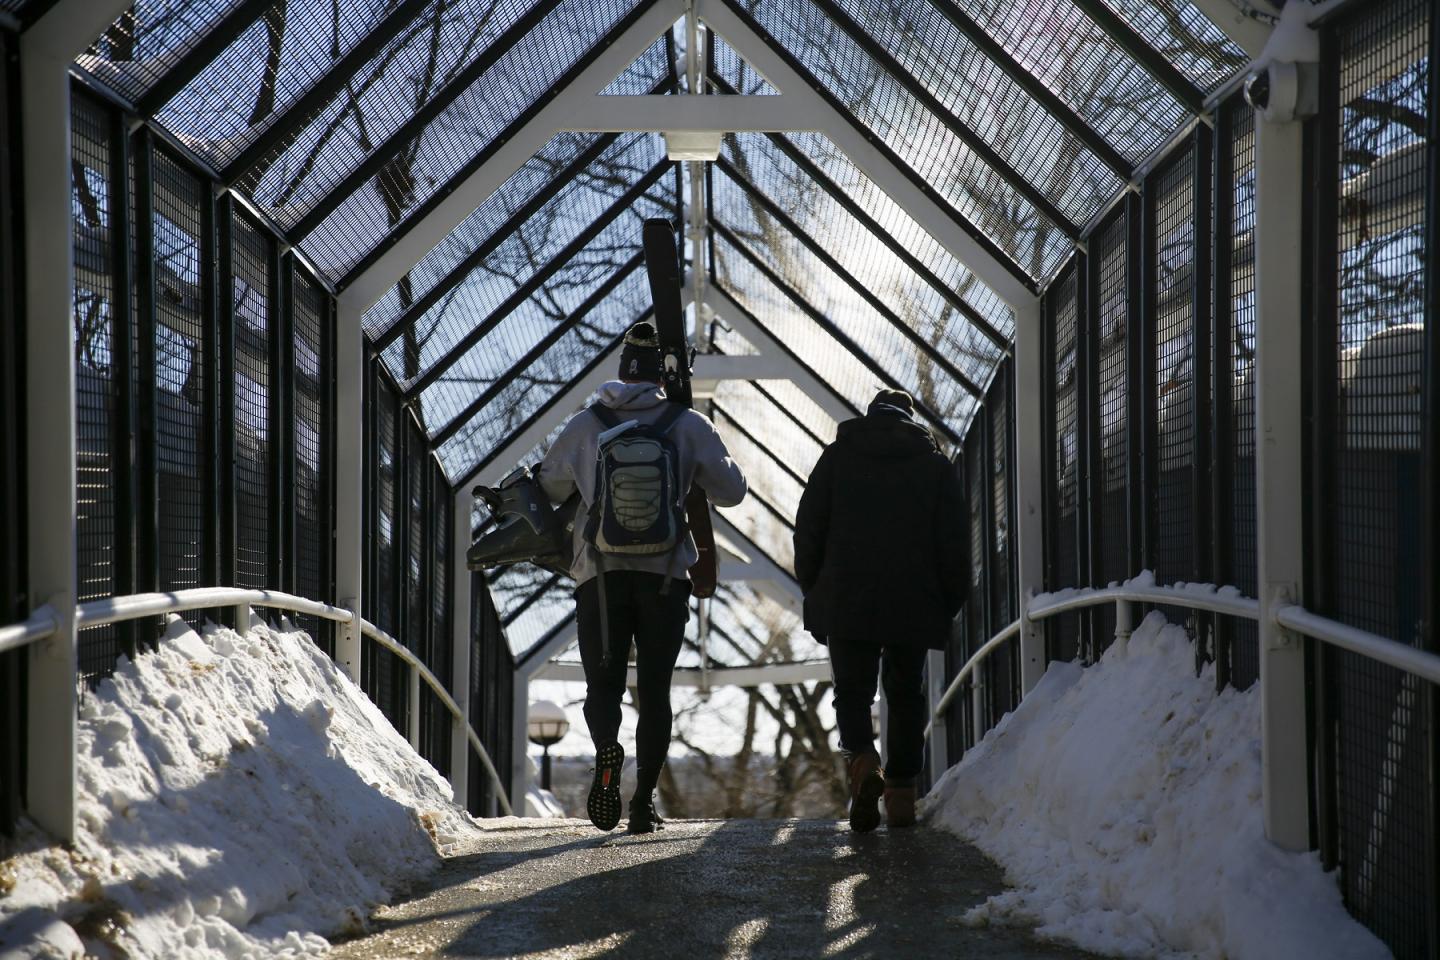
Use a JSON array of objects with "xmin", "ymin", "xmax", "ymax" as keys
[
  {"xmin": 18, "ymin": 0, "xmax": 130, "ymax": 844},
  {"xmin": 450, "ymin": 487, "xmax": 473, "ymax": 809},
  {"xmin": 407, "ymin": 667, "xmax": 421, "ymax": 750},
  {"xmin": 1012, "ymin": 299, "xmax": 1048, "ymax": 692},
  {"xmin": 925, "ymin": 649, "xmax": 948, "ymax": 778},
  {"xmin": 1114, "ymin": 599, "xmax": 1133, "ymax": 652},
  {"xmin": 334, "ymin": 294, "xmax": 366, "ymax": 683},
  {"xmin": 1254, "ymin": 112, "xmax": 1310, "ymax": 853}
]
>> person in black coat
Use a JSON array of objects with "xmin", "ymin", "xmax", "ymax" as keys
[{"xmin": 794, "ymin": 389, "xmax": 967, "ymax": 831}]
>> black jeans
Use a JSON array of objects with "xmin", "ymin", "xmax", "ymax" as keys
[
  {"xmin": 575, "ymin": 571, "xmax": 691, "ymax": 796},
  {"xmin": 829, "ymin": 638, "xmax": 929, "ymax": 781}
]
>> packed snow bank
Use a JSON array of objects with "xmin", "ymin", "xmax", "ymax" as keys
[
  {"xmin": 926, "ymin": 611, "xmax": 1390, "ymax": 960},
  {"xmin": 0, "ymin": 617, "xmax": 481, "ymax": 959}
]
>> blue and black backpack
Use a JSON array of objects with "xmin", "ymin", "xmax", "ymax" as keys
[{"xmin": 584, "ymin": 403, "xmax": 688, "ymax": 556}]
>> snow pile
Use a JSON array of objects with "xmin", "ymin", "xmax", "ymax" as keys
[
  {"xmin": 926, "ymin": 611, "xmax": 1390, "ymax": 960},
  {"xmin": 1, "ymin": 617, "xmax": 480, "ymax": 959}
]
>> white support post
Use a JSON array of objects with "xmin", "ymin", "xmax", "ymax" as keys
[
  {"xmin": 334, "ymin": 297, "xmax": 366, "ymax": 683},
  {"xmin": 407, "ymin": 667, "xmax": 421, "ymax": 750},
  {"xmin": 926, "ymin": 649, "xmax": 948, "ymax": 781},
  {"xmin": 1253, "ymin": 115, "xmax": 1309, "ymax": 853},
  {"xmin": 510, "ymin": 671, "xmax": 530, "ymax": 817},
  {"xmin": 19, "ymin": 0, "xmax": 131, "ymax": 846},
  {"xmin": 450, "ymin": 487, "xmax": 473, "ymax": 809},
  {"xmin": 1011, "ymin": 301, "xmax": 1047, "ymax": 693}
]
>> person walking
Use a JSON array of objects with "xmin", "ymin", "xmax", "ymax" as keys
[
  {"xmin": 793, "ymin": 389, "xmax": 967, "ymax": 832},
  {"xmin": 536, "ymin": 321, "xmax": 747, "ymax": 834}
]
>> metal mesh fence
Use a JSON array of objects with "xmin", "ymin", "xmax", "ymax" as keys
[
  {"xmin": 1092, "ymin": 209, "xmax": 1130, "ymax": 654},
  {"xmin": 292, "ymin": 269, "xmax": 331, "ymax": 653},
  {"xmin": 231, "ymin": 214, "xmax": 272, "ymax": 590},
  {"xmin": 72, "ymin": 91, "xmax": 126, "ymax": 681},
  {"xmin": 1046, "ymin": 263, "xmax": 1082, "ymax": 663},
  {"xmin": 1320, "ymin": 3, "xmax": 1433, "ymax": 956},
  {"xmin": 470, "ymin": 572, "xmax": 515, "ymax": 815},
  {"xmin": 423, "ymin": 465, "xmax": 452, "ymax": 776},
  {"xmin": 152, "ymin": 148, "xmax": 209, "ymax": 622},
  {"xmin": 1151, "ymin": 146, "xmax": 1197, "ymax": 592},
  {"xmin": 406, "ymin": 423, "xmax": 427, "ymax": 652},
  {"xmin": 985, "ymin": 366, "xmax": 1019, "ymax": 723},
  {"xmin": 1091, "ymin": 0, "xmax": 1246, "ymax": 90},
  {"xmin": 1217, "ymin": 99, "xmax": 1258, "ymax": 689},
  {"xmin": 364, "ymin": 368, "xmax": 405, "ymax": 727}
]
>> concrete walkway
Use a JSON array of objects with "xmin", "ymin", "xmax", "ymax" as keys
[{"xmin": 330, "ymin": 818, "xmax": 1103, "ymax": 959}]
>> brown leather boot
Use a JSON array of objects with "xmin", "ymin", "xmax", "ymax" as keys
[
  {"xmin": 846, "ymin": 752, "xmax": 885, "ymax": 833},
  {"xmin": 884, "ymin": 780, "xmax": 917, "ymax": 829}
]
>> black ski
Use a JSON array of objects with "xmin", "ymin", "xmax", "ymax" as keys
[{"xmin": 642, "ymin": 217, "xmax": 717, "ymax": 598}]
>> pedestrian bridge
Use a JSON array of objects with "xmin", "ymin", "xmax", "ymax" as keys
[{"xmin": 0, "ymin": 0, "xmax": 1436, "ymax": 956}]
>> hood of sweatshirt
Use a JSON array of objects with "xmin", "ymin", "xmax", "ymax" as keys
[
  {"xmin": 595, "ymin": 380, "xmax": 667, "ymax": 411},
  {"xmin": 836, "ymin": 410, "xmax": 938, "ymax": 460}
]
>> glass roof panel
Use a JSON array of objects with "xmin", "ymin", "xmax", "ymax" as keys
[
  {"xmin": 740, "ymin": 0, "xmax": 1072, "ymax": 279},
  {"xmin": 719, "ymin": 133, "xmax": 1010, "ymax": 392},
  {"xmin": 711, "ymin": 172, "xmax": 980, "ymax": 439},
  {"xmin": 717, "ymin": 492, "xmax": 795, "ymax": 577},
  {"xmin": 707, "ymin": 27, "xmax": 779, "ymax": 95},
  {"xmin": 434, "ymin": 266, "xmax": 654, "ymax": 477},
  {"xmin": 599, "ymin": 29, "xmax": 674, "ymax": 94},
  {"xmin": 78, "ymin": 0, "xmax": 261, "ymax": 99},
  {"xmin": 713, "ymin": 409, "xmax": 805, "ymax": 522},
  {"xmin": 827, "ymin": 0, "xmax": 1124, "ymax": 224},
  {"xmin": 711, "ymin": 379, "xmax": 828, "ymax": 482},
  {"xmin": 397, "ymin": 179, "xmax": 678, "ymax": 430},
  {"xmin": 1094, "ymin": 0, "xmax": 1248, "ymax": 90},
  {"xmin": 489, "ymin": 566, "xmax": 573, "ymax": 658},
  {"xmin": 710, "ymin": 582, "xmax": 819, "ymax": 664},
  {"xmin": 281, "ymin": 0, "xmax": 650, "ymax": 281},
  {"xmin": 947, "ymin": 0, "xmax": 1191, "ymax": 163}
]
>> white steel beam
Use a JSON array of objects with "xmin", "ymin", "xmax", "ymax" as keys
[
  {"xmin": 1189, "ymin": 0, "xmax": 1274, "ymax": 57},
  {"xmin": 704, "ymin": 286, "xmax": 854, "ymax": 425},
  {"xmin": 449, "ymin": 487, "xmax": 474, "ymax": 809},
  {"xmin": 334, "ymin": 300, "xmax": 365, "ymax": 682},
  {"xmin": 342, "ymin": 0, "xmax": 687, "ymax": 315},
  {"xmin": 18, "ymin": 0, "xmax": 132, "ymax": 845},
  {"xmin": 692, "ymin": 353, "xmax": 811, "ymax": 383},
  {"xmin": 551, "ymin": 94, "xmax": 816, "ymax": 133},
  {"xmin": 533, "ymin": 659, "xmax": 831, "ymax": 687},
  {"xmin": 1253, "ymin": 115, "xmax": 1308, "ymax": 853},
  {"xmin": 712, "ymin": 513, "xmax": 802, "ymax": 615},
  {"xmin": 1012, "ymin": 302, "xmax": 1046, "ymax": 693},
  {"xmin": 696, "ymin": 0, "xmax": 1036, "ymax": 310},
  {"xmin": 926, "ymin": 648, "xmax": 948, "ymax": 779}
]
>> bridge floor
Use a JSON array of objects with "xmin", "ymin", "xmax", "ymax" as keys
[{"xmin": 329, "ymin": 818, "xmax": 1102, "ymax": 959}]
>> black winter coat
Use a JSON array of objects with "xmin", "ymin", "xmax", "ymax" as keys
[{"xmin": 793, "ymin": 412, "xmax": 967, "ymax": 649}]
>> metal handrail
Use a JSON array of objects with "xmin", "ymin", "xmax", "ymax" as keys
[
  {"xmin": 1027, "ymin": 582, "xmax": 1260, "ymax": 622},
  {"xmin": 1275, "ymin": 605, "xmax": 1440, "ymax": 687},
  {"xmin": 1, "ymin": 587, "xmax": 514, "ymax": 818},
  {"xmin": 924, "ymin": 618, "xmax": 1020, "ymax": 738},
  {"xmin": 0, "ymin": 604, "xmax": 61, "ymax": 655},
  {"xmin": 359, "ymin": 618, "xmax": 514, "ymax": 816}
]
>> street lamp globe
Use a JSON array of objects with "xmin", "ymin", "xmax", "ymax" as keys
[{"xmin": 528, "ymin": 700, "xmax": 570, "ymax": 792}]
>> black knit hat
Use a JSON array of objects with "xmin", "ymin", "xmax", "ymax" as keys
[
  {"xmin": 868, "ymin": 388, "xmax": 915, "ymax": 418},
  {"xmin": 618, "ymin": 321, "xmax": 664, "ymax": 382}
]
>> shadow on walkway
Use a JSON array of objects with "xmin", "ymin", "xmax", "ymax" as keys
[{"xmin": 330, "ymin": 818, "xmax": 1106, "ymax": 959}]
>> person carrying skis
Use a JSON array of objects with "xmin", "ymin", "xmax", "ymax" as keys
[
  {"xmin": 536, "ymin": 321, "xmax": 747, "ymax": 834},
  {"xmin": 793, "ymin": 389, "xmax": 967, "ymax": 832}
]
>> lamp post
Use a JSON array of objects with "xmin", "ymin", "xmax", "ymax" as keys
[{"xmin": 527, "ymin": 700, "xmax": 570, "ymax": 791}]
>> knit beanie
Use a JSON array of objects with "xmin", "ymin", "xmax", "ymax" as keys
[
  {"xmin": 618, "ymin": 321, "xmax": 664, "ymax": 382},
  {"xmin": 867, "ymin": 388, "xmax": 916, "ymax": 418}
]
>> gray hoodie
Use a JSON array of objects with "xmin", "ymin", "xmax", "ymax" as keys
[{"xmin": 536, "ymin": 381, "xmax": 747, "ymax": 585}]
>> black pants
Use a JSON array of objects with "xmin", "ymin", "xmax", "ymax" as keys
[
  {"xmin": 576, "ymin": 571, "xmax": 691, "ymax": 796},
  {"xmin": 829, "ymin": 638, "xmax": 929, "ymax": 782}
]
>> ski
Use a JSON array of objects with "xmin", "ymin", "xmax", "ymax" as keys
[{"xmin": 642, "ymin": 217, "xmax": 717, "ymax": 598}]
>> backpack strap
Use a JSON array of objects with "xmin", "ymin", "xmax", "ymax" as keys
[
  {"xmin": 654, "ymin": 403, "xmax": 688, "ymax": 435},
  {"xmin": 589, "ymin": 403, "xmax": 621, "ymax": 429}
]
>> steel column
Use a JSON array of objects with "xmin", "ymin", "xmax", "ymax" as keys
[
  {"xmin": 1253, "ymin": 114, "xmax": 1308, "ymax": 853},
  {"xmin": 450, "ymin": 486, "xmax": 473, "ymax": 808},
  {"xmin": 1013, "ymin": 301, "xmax": 1047, "ymax": 692},
  {"xmin": 334, "ymin": 300, "xmax": 365, "ymax": 681}
]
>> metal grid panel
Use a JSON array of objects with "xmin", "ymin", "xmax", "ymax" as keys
[
  {"xmin": 231, "ymin": 214, "xmax": 272, "ymax": 590},
  {"xmin": 713, "ymin": 404, "xmax": 805, "ymax": 522},
  {"xmin": 1223, "ymin": 101, "xmax": 1258, "ymax": 689},
  {"xmin": 406, "ymin": 422, "xmax": 427, "ymax": 651},
  {"xmin": 290, "ymin": 0, "xmax": 640, "ymax": 280},
  {"xmin": 374, "ymin": 373, "xmax": 400, "ymax": 636},
  {"xmin": 1151, "ymin": 147, "xmax": 1196, "ymax": 587},
  {"xmin": 718, "ymin": 133, "xmax": 1008, "ymax": 394},
  {"xmin": 410, "ymin": 181, "xmax": 676, "ymax": 443},
  {"xmin": 1047, "ymin": 265, "xmax": 1081, "ymax": 662},
  {"xmin": 469, "ymin": 574, "xmax": 514, "ymax": 814},
  {"xmin": 713, "ymin": 379, "xmax": 829, "ymax": 478},
  {"xmin": 948, "ymin": 0, "xmax": 1189, "ymax": 163},
  {"xmin": 72, "ymin": 92, "xmax": 124, "ymax": 680},
  {"xmin": 435, "ymin": 265, "xmax": 651, "ymax": 477},
  {"xmin": 710, "ymin": 175, "xmax": 978, "ymax": 439},
  {"xmin": 708, "ymin": 27, "xmax": 778, "ymax": 95},
  {"xmin": 152, "ymin": 149, "xmax": 209, "ymax": 610},
  {"xmin": 1091, "ymin": 0, "xmax": 1247, "ymax": 90},
  {"xmin": 422, "ymin": 467, "xmax": 452, "ymax": 776},
  {"xmin": 988, "ymin": 376, "xmax": 1014, "ymax": 628},
  {"xmin": 77, "ymin": 1, "xmax": 257, "ymax": 99},
  {"xmin": 1325, "ymin": 4, "xmax": 1432, "ymax": 955},
  {"xmin": 292, "ymin": 270, "xmax": 331, "ymax": 653},
  {"xmin": 491, "ymin": 567, "xmax": 572, "ymax": 658},
  {"xmin": 828, "ymin": 0, "xmax": 1123, "ymax": 223},
  {"xmin": 599, "ymin": 29, "xmax": 673, "ymax": 95},
  {"xmin": 1093, "ymin": 211, "xmax": 1129, "ymax": 654},
  {"xmin": 742, "ymin": 0, "xmax": 1070, "ymax": 279}
]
